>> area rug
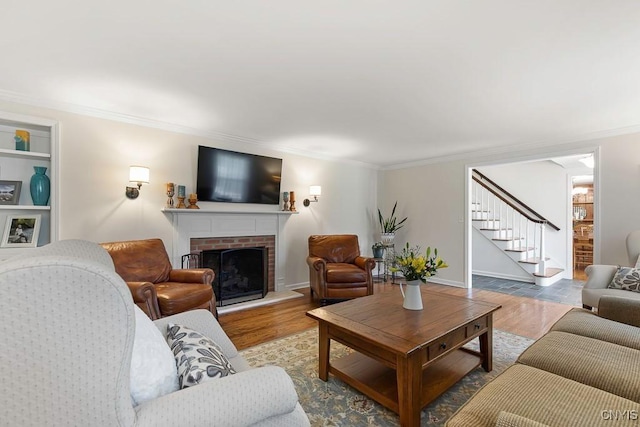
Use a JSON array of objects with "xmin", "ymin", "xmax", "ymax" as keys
[{"xmin": 239, "ymin": 328, "xmax": 534, "ymax": 426}]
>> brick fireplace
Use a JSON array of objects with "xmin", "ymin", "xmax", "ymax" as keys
[
  {"xmin": 190, "ymin": 235, "xmax": 276, "ymax": 293},
  {"xmin": 163, "ymin": 208, "xmax": 296, "ymax": 292}
]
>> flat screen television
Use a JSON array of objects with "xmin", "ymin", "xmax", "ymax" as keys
[{"xmin": 196, "ymin": 146, "xmax": 282, "ymax": 204}]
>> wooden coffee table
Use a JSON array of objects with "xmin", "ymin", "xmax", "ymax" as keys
[{"xmin": 306, "ymin": 287, "xmax": 501, "ymax": 427}]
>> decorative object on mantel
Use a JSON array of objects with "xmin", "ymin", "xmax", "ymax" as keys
[
  {"xmin": 187, "ymin": 193, "xmax": 199, "ymax": 209},
  {"xmin": 391, "ymin": 243, "xmax": 448, "ymax": 310},
  {"xmin": 176, "ymin": 185, "xmax": 187, "ymax": 208},
  {"xmin": 378, "ymin": 201, "xmax": 408, "ymax": 244},
  {"xmin": 30, "ymin": 166, "xmax": 50, "ymax": 206},
  {"xmin": 303, "ymin": 185, "xmax": 321, "ymax": 207},
  {"xmin": 126, "ymin": 166, "xmax": 150, "ymax": 199},
  {"xmin": 282, "ymin": 191, "xmax": 290, "ymax": 211},
  {"xmin": 166, "ymin": 183, "xmax": 175, "ymax": 208},
  {"xmin": 14, "ymin": 130, "xmax": 30, "ymax": 151},
  {"xmin": 0, "ymin": 180, "xmax": 22, "ymax": 205},
  {"xmin": 289, "ymin": 191, "xmax": 297, "ymax": 212}
]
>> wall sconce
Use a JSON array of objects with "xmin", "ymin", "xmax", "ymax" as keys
[
  {"xmin": 303, "ymin": 185, "xmax": 322, "ymax": 207},
  {"xmin": 126, "ymin": 166, "xmax": 150, "ymax": 199}
]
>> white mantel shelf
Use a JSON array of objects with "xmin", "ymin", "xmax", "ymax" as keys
[
  {"xmin": 162, "ymin": 207, "xmax": 296, "ymax": 291},
  {"xmin": 161, "ymin": 208, "xmax": 298, "ymax": 215}
]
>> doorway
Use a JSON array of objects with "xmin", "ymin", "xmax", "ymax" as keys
[
  {"xmin": 571, "ymin": 169, "xmax": 594, "ymax": 281},
  {"xmin": 466, "ymin": 150, "xmax": 597, "ymax": 288}
]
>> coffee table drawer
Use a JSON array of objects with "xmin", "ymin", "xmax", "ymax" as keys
[
  {"xmin": 427, "ymin": 328, "xmax": 466, "ymax": 361},
  {"xmin": 465, "ymin": 316, "xmax": 488, "ymax": 337}
]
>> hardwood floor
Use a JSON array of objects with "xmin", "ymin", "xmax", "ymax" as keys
[
  {"xmin": 218, "ymin": 282, "xmax": 574, "ymax": 350},
  {"xmin": 573, "ymin": 268, "xmax": 588, "ymax": 281}
]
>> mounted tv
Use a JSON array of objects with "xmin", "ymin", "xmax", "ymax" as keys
[{"xmin": 196, "ymin": 146, "xmax": 282, "ymax": 204}]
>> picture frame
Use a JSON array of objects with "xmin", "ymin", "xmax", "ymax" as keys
[
  {"xmin": 1, "ymin": 215, "xmax": 41, "ymax": 248},
  {"xmin": 0, "ymin": 180, "xmax": 22, "ymax": 205}
]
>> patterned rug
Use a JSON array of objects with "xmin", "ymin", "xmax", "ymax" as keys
[{"xmin": 239, "ymin": 328, "xmax": 533, "ymax": 426}]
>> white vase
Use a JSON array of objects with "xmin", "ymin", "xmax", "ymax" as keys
[
  {"xmin": 381, "ymin": 233, "xmax": 395, "ymax": 244},
  {"xmin": 400, "ymin": 279, "xmax": 423, "ymax": 310}
]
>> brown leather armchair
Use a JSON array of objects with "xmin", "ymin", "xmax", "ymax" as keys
[
  {"xmin": 307, "ymin": 234, "xmax": 375, "ymax": 305},
  {"xmin": 100, "ymin": 238, "xmax": 216, "ymax": 319}
]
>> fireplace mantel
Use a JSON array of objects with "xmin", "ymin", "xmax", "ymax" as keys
[
  {"xmin": 161, "ymin": 208, "xmax": 298, "ymax": 216},
  {"xmin": 162, "ymin": 208, "xmax": 297, "ymax": 291}
]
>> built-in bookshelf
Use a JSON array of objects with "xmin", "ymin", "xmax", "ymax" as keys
[{"xmin": 0, "ymin": 111, "xmax": 59, "ymax": 258}]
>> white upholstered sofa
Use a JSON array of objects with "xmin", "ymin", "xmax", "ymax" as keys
[
  {"xmin": 582, "ymin": 230, "xmax": 640, "ymax": 309},
  {"xmin": 0, "ymin": 239, "xmax": 309, "ymax": 426}
]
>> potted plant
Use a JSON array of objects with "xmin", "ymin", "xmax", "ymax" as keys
[
  {"xmin": 377, "ymin": 201, "xmax": 408, "ymax": 244},
  {"xmin": 390, "ymin": 243, "xmax": 448, "ymax": 310},
  {"xmin": 371, "ymin": 242, "xmax": 385, "ymax": 258}
]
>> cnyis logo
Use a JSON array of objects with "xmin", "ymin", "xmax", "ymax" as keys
[{"xmin": 601, "ymin": 410, "xmax": 638, "ymax": 421}]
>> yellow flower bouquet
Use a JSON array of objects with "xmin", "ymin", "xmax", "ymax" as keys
[{"xmin": 391, "ymin": 243, "xmax": 448, "ymax": 283}]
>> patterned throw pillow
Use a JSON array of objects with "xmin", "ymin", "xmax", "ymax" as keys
[
  {"xmin": 608, "ymin": 267, "xmax": 640, "ymax": 293},
  {"xmin": 166, "ymin": 323, "xmax": 236, "ymax": 389}
]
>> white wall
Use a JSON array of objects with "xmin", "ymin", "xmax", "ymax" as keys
[
  {"xmin": 599, "ymin": 133, "xmax": 640, "ymax": 265},
  {"xmin": 378, "ymin": 160, "xmax": 467, "ymax": 286},
  {"xmin": 0, "ymin": 100, "xmax": 378, "ymax": 287}
]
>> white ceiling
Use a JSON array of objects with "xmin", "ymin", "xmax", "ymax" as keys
[{"xmin": 2, "ymin": 1, "xmax": 640, "ymax": 167}]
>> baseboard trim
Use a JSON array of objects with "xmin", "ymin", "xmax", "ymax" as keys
[{"xmin": 473, "ymin": 270, "xmax": 534, "ymax": 284}]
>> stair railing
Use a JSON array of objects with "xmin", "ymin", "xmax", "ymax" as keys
[{"xmin": 472, "ymin": 169, "xmax": 559, "ymax": 265}]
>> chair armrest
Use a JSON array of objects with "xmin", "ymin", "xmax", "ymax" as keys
[
  {"xmin": 598, "ymin": 296, "xmax": 640, "ymax": 328},
  {"xmin": 126, "ymin": 281, "xmax": 161, "ymax": 320},
  {"xmin": 134, "ymin": 366, "xmax": 301, "ymax": 426},
  {"xmin": 583, "ymin": 265, "xmax": 618, "ymax": 289},
  {"xmin": 306, "ymin": 256, "xmax": 326, "ymax": 271},
  {"xmin": 153, "ymin": 309, "xmax": 239, "ymax": 360},
  {"xmin": 354, "ymin": 256, "xmax": 376, "ymax": 271},
  {"xmin": 168, "ymin": 268, "xmax": 214, "ymax": 285}
]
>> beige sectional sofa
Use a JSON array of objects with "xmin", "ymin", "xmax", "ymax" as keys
[{"xmin": 447, "ymin": 296, "xmax": 640, "ymax": 427}]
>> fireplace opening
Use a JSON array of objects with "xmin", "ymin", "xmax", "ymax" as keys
[{"xmin": 200, "ymin": 247, "xmax": 268, "ymax": 307}]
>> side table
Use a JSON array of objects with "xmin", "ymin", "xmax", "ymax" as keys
[{"xmin": 383, "ymin": 243, "xmax": 398, "ymax": 284}]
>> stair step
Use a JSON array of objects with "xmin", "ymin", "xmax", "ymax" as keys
[
  {"xmin": 492, "ymin": 237, "xmax": 523, "ymax": 242},
  {"xmin": 533, "ymin": 268, "xmax": 564, "ymax": 278},
  {"xmin": 519, "ymin": 257, "xmax": 550, "ymax": 265},
  {"xmin": 480, "ymin": 228, "xmax": 512, "ymax": 231},
  {"xmin": 472, "ymin": 218, "xmax": 499, "ymax": 222},
  {"xmin": 504, "ymin": 247, "xmax": 535, "ymax": 253}
]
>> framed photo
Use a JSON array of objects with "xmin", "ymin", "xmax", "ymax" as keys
[
  {"xmin": 2, "ymin": 215, "xmax": 41, "ymax": 248},
  {"xmin": 0, "ymin": 180, "xmax": 22, "ymax": 205}
]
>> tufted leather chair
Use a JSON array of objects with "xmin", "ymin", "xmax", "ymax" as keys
[
  {"xmin": 306, "ymin": 234, "xmax": 375, "ymax": 305},
  {"xmin": 101, "ymin": 238, "xmax": 216, "ymax": 319}
]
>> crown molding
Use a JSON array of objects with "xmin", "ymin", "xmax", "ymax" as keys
[
  {"xmin": 382, "ymin": 123, "xmax": 640, "ymax": 170},
  {"xmin": 0, "ymin": 89, "xmax": 380, "ymax": 170}
]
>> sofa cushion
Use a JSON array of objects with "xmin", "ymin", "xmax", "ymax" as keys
[
  {"xmin": 550, "ymin": 308, "xmax": 640, "ymax": 351},
  {"xmin": 608, "ymin": 267, "xmax": 640, "ymax": 293},
  {"xmin": 101, "ymin": 239, "xmax": 172, "ymax": 283},
  {"xmin": 517, "ymin": 331, "xmax": 640, "ymax": 402},
  {"xmin": 167, "ymin": 323, "xmax": 236, "ymax": 389},
  {"xmin": 155, "ymin": 282, "xmax": 214, "ymax": 316},
  {"xmin": 325, "ymin": 263, "xmax": 367, "ymax": 283},
  {"xmin": 446, "ymin": 364, "xmax": 640, "ymax": 427},
  {"xmin": 130, "ymin": 305, "xmax": 179, "ymax": 405},
  {"xmin": 308, "ymin": 234, "xmax": 361, "ymax": 263},
  {"xmin": 495, "ymin": 412, "xmax": 550, "ymax": 427}
]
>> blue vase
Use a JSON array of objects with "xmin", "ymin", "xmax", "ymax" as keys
[{"xmin": 30, "ymin": 166, "xmax": 50, "ymax": 206}]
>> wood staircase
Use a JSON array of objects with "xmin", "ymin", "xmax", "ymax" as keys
[{"xmin": 472, "ymin": 170, "xmax": 564, "ymax": 286}]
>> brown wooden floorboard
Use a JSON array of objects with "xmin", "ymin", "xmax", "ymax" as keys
[{"xmin": 219, "ymin": 282, "xmax": 573, "ymax": 350}]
